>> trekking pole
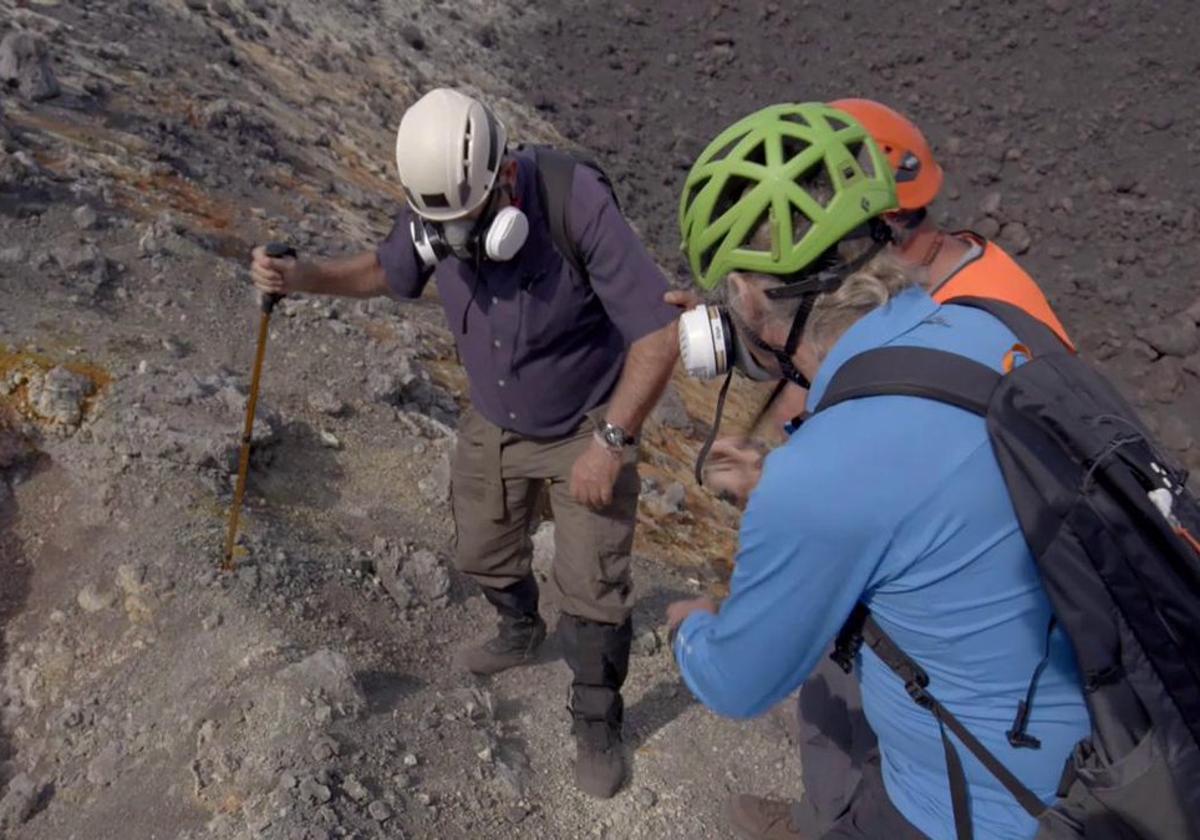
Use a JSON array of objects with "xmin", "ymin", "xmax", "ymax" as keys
[{"xmin": 222, "ymin": 242, "xmax": 295, "ymax": 572}]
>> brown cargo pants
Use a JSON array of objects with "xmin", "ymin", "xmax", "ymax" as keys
[{"xmin": 450, "ymin": 406, "xmax": 640, "ymax": 625}]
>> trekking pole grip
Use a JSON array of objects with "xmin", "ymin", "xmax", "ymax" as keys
[{"xmin": 261, "ymin": 242, "xmax": 297, "ymax": 314}]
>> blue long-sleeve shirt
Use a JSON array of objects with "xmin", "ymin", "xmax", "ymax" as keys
[{"xmin": 674, "ymin": 287, "xmax": 1089, "ymax": 839}]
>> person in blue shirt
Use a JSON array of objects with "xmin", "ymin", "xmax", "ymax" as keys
[{"xmin": 669, "ymin": 103, "xmax": 1089, "ymax": 839}]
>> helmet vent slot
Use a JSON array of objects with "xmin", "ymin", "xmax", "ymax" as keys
[
  {"xmin": 780, "ymin": 135, "xmax": 811, "ymax": 163},
  {"xmin": 483, "ymin": 107, "xmax": 501, "ymax": 171},
  {"xmin": 744, "ymin": 140, "xmax": 767, "ymax": 167},
  {"xmin": 789, "ymin": 206, "xmax": 814, "ymax": 246},
  {"xmin": 803, "ymin": 161, "xmax": 836, "ymax": 209},
  {"xmin": 698, "ymin": 238, "xmax": 721, "ymax": 277},
  {"xmin": 845, "ymin": 141, "xmax": 875, "ymax": 180},
  {"xmin": 713, "ymin": 174, "xmax": 756, "ymax": 223},
  {"xmin": 461, "ymin": 123, "xmax": 473, "ymax": 180},
  {"xmin": 779, "ymin": 112, "xmax": 813, "ymax": 127},
  {"xmin": 706, "ymin": 131, "xmax": 750, "ymax": 164},
  {"xmin": 745, "ymin": 205, "xmax": 773, "ymax": 253},
  {"xmin": 683, "ymin": 176, "xmax": 710, "ymax": 221}
]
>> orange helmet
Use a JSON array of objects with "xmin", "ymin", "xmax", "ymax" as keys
[{"xmin": 830, "ymin": 98, "xmax": 943, "ymax": 210}]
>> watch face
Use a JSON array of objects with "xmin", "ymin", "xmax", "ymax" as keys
[{"xmin": 603, "ymin": 424, "xmax": 632, "ymax": 447}]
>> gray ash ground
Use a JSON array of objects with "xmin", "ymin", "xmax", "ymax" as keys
[
  {"xmin": 0, "ymin": 1, "xmax": 1198, "ymax": 839},
  {"xmin": 508, "ymin": 0, "xmax": 1200, "ymax": 468}
]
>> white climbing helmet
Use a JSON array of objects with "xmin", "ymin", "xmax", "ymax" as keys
[{"xmin": 394, "ymin": 88, "xmax": 508, "ymax": 221}]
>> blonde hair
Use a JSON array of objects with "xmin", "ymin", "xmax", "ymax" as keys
[{"xmin": 745, "ymin": 245, "xmax": 917, "ymax": 359}]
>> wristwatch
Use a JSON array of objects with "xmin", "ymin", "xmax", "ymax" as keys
[{"xmin": 595, "ymin": 419, "xmax": 636, "ymax": 454}]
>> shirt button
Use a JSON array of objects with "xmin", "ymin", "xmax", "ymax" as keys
[
  {"xmin": 498, "ymin": 379, "xmax": 506, "ymax": 387},
  {"xmin": 508, "ymin": 411, "xmax": 517, "ymax": 420},
  {"xmin": 491, "ymin": 296, "xmax": 499, "ymax": 305},
  {"xmin": 493, "ymin": 339, "xmax": 501, "ymax": 348}
]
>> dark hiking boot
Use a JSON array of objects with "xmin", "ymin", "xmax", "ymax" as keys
[
  {"xmin": 559, "ymin": 614, "xmax": 633, "ymax": 798},
  {"xmin": 727, "ymin": 795, "xmax": 808, "ymax": 840},
  {"xmin": 457, "ymin": 576, "xmax": 546, "ymax": 676},
  {"xmin": 573, "ymin": 717, "xmax": 626, "ymax": 799},
  {"xmin": 457, "ymin": 613, "xmax": 547, "ymax": 676}
]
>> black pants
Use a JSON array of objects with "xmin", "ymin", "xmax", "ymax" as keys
[
  {"xmin": 794, "ymin": 649, "xmax": 925, "ymax": 839},
  {"xmin": 820, "ymin": 753, "xmax": 927, "ymax": 840}
]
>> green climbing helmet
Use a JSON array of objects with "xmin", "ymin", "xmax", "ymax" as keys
[{"xmin": 679, "ymin": 102, "xmax": 899, "ymax": 291}]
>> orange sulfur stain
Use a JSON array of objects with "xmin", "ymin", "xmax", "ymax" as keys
[{"xmin": 0, "ymin": 349, "xmax": 114, "ymax": 422}]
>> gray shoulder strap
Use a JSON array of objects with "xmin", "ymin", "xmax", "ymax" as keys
[
  {"xmin": 529, "ymin": 146, "xmax": 586, "ymax": 281},
  {"xmin": 813, "ymin": 346, "xmax": 1000, "ymax": 416}
]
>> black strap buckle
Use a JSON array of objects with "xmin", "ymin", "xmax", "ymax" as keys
[
  {"xmin": 830, "ymin": 641, "xmax": 858, "ymax": 674},
  {"xmin": 830, "ymin": 604, "xmax": 870, "ymax": 674},
  {"xmin": 1006, "ymin": 700, "xmax": 1042, "ymax": 750},
  {"xmin": 905, "ymin": 672, "xmax": 934, "ymax": 710}
]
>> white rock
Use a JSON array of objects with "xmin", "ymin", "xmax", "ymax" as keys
[
  {"xmin": 77, "ymin": 584, "xmax": 116, "ymax": 613},
  {"xmin": 29, "ymin": 367, "xmax": 94, "ymax": 427},
  {"xmin": 531, "ymin": 521, "xmax": 555, "ymax": 576}
]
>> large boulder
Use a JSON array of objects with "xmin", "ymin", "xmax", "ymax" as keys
[
  {"xmin": 376, "ymin": 541, "xmax": 451, "ymax": 609},
  {"xmin": 0, "ymin": 32, "xmax": 60, "ymax": 102}
]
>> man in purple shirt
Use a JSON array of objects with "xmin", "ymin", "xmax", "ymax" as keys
[{"xmin": 250, "ymin": 88, "xmax": 679, "ymax": 798}]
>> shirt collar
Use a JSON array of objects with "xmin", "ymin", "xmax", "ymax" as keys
[{"xmin": 804, "ymin": 286, "xmax": 940, "ymax": 409}]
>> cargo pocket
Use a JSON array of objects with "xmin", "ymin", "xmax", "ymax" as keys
[{"xmin": 1036, "ymin": 728, "xmax": 1190, "ymax": 840}]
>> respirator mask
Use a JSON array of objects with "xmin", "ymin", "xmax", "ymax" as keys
[
  {"xmin": 678, "ymin": 304, "xmax": 779, "ymax": 383},
  {"xmin": 679, "ymin": 226, "xmax": 892, "ymax": 488},
  {"xmin": 677, "ymin": 301, "xmax": 790, "ymax": 488},
  {"xmin": 411, "ymin": 186, "xmax": 530, "ymax": 269}
]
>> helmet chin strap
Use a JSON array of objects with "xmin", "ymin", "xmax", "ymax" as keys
[
  {"xmin": 693, "ymin": 227, "xmax": 891, "ymax": 488},
  {"xmin": 776, "ymin": 313, "xmax": 815, "ymax": 389},
  {"xmin": 762, "ymin": 228, "xmax": 893, "ymax": 390}
]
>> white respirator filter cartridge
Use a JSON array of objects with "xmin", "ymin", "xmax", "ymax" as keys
[
  {"xmin": 483, "ymin": 206, "xmax": 529, "ymax": 262},
  {"xmin": 410, "ymin": 219, "xmax": 447, "ymax": 270},
  {"xmin": 678, "ymin": 304, "xmax": 731, "ymax": 380}
]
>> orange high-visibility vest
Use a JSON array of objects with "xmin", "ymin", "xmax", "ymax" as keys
[
  {"xmin": 767, "ymin": 233, "xmax": 1072, "ymax": 430},
  {"xmin": 932, "ymin": 232, "xmax": 1073, "ymax": 348}
]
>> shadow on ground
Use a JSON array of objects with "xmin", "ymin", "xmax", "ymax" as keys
[
  {"xmin": 357, "ymin": 669, "xmax": 427, "ymax": 716},
  {"xmin": 0, "ymin": 418, "xmax": 41, "ymax": 793}
]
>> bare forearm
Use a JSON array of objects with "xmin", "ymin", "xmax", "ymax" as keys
[
  {"xmin": 295, "ymin": 251, "xmax": 389, "ymax": 299},
  {"xmin": 606, "ymin": 321, "xmax": 679, "ymax": 436}
]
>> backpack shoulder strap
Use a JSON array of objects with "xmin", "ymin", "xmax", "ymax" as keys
[
  {"xmin": 813, "ymin": 346, "xmax": 1001, "ymax": 416},
  {"xmin": 841, "ymin": 607, "xmax": 1048, "ymax": 839},
  {"xmin": 941, "ymin": 295, "xmax": 1068, "ymax": 357},
  {"xmin": 527, "ymin": 145, "xmax": 588, "ymax": 281}
]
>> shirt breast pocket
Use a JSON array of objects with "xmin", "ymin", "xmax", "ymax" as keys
[{"xmin": 519, "ymin": 251, "xmax": 598, "ymax": 352}]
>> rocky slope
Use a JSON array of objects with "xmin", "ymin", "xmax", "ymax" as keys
[
  {"xmin": 0, "ymin": 2, "xmax": 773, "ymax": 839},
  {"xmin": 0, "ymin": 2, "xmax": 1198, "ymax": 840},
  {"xmin": 507, "ymin": 0, "xmax": 1200, "ymax": 473}
]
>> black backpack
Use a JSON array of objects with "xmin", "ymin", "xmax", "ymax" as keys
[
  {"xmin": 816, "ymin": 297, "xmax": 1200, "ymax": 839},
  {"xmin": 516, "ymin": 143, "xmax": 619, "ymax": 284}
]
